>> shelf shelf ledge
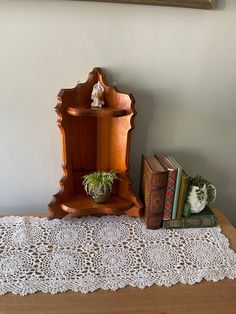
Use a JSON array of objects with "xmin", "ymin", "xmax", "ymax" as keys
[{"xmin": 67, "ymin": 107, "xmax": 127, "ymax": 117}]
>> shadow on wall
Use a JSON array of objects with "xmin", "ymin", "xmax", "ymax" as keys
[
  {"xmin": 128, "ymin": 87, "xmax": 185, "ymax": 193},
  {"xmin": 102, "ymin": 67, "xmax": 235, "ymax": 227},
  {"xmin": 142, "ymin": 149, "xmax": 235, "ymax": 227},
  {"xmin": 129, "ymin": 89, "xmax": 156, "ymax": 193},
  {"xmin": 168, "ymin": 150, "xmax": 234, "ymax": 225},
  {"xmin": 217, "ymin": 195, "xmax": 236, "ymax": 227},
  {"xmin": 102, "ymin": 66, "xmax": 156, "ymax": 193},
  {"xmin": 215, "ymin": 0, "xmax": 226, "ymax": 10}
]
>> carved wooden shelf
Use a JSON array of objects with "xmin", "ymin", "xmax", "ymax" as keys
[
  {"xmin": 67, "ymin": 107, "xmax": 127, "ymax": 117},
  {"xmin": 61, "ymin": 194, "xmax": 134, "ymax": 216},
  {"xmin": 49, "ymin": 67, "xmax": 142, "ymax": 219}
]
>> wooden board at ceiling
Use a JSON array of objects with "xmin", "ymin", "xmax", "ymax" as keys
[{"xmin": 82, "ymin": 0, "xmax": 215, "ymax": 9}]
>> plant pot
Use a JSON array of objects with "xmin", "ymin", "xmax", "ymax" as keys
[
  {"xmin": 188, "ymin": 184, "xmax": 216, "ymax": 214},
  {"xmin": 90, "ymin": 187, "xmax": 112, "ymax": 203},
  {"xmin": 188, "ymin": 184, "xmax": 207, "ymax": 214}
]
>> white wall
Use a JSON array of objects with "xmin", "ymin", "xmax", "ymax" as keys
[{"xmin": 0, "ymin": 0, "xmax": 235, "ymax": 225}]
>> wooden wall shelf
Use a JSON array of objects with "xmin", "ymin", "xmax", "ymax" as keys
[{"xmin": 48, "ymin": 67, "xmax": 142, "ymax": 219}]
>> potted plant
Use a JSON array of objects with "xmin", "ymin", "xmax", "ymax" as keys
[
  {"xmin": 82, "ymin": 170, "xmax": 119, "ymax": 203},
  {"xmin": 186, "ymin": 175, "xmax": 216, "ymax": 214}
]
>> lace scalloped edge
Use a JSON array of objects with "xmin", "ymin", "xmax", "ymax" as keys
[{"xmin": 0, "ymin": 272, "xmax": 236, "ymax": 296}]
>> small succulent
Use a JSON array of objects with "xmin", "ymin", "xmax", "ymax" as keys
[{"xmin": 82, "ymin": 170, "xmax": 119, "ymax": 195}]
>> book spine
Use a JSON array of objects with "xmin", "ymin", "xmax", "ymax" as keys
[
  {"xmin": 176, "ymin": 173, "xmax": 189, "ymax": 219},
  {"xmin": 163, "ymin": 170, "xmax": 177, "ymax": 220},
  {"xmin": 146, "ymin": 177, "xmax": 167, "ymax": 229},
  {"xmin": 141, "ymin": 158, "xmax": 167, "ymax": 229},
  {"xmin": 168, "ymin": 157, "xmax": 182, "ymax": 220},
  {"xmin": 163, "ymin": 214, "xmax": 217, "ymax": 229}
]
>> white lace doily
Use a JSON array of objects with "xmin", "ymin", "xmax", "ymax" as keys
[{"xmin": 0, "ymin": 215, "xmax": 235, "ymax": 295}]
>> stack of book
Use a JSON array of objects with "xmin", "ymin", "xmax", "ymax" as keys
[{"xmin": 140, "ymin": 155, "xmax": 217, "ymax": 230}]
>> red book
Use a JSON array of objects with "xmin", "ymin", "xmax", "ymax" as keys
[{"xmin": 156, "ymin": 155, "xmax": 177, "ymax": 220}]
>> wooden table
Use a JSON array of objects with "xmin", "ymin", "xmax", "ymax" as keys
[{"xmin": 0, "ymin": 209, "xmax": 235, "ymax": 314}]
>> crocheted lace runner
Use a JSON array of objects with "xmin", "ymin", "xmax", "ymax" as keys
[{"xmin": 0, "ymin": 215, "xmax": 235, "ymax": 295}]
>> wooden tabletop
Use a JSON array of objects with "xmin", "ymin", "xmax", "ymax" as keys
[{"xmin": 0, "ymin": 208, "xmax": 235, "ymax": 314}]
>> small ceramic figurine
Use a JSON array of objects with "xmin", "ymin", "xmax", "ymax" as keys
[{"xmin": 91, "ymin": 81, "xmax": 104, "ymax": 108}]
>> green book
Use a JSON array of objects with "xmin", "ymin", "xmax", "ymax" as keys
[
  {"xmin": 163, "ymin": 206, "xmax": 217, "ymax": 229},
  {"xmin": 167, "ymin": 156, "xmax": 182, "ymax": 220},
  {"xmin": 176, "ymin": 170, "xmax": 189, "ymax": 219}
]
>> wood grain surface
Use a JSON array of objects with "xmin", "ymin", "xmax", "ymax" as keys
[
  {"xmin": 84, "ymin": 0, "xmax": 215, "ymax": 9},
  {"xmin": 49, "ymin": 68, "xmax": 142, "ymax": 219},
  {"xmin": 0, "ymin": 208, "xmax": 235, "ymax": 314}
]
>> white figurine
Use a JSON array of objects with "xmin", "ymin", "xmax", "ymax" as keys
[{"xmin": 91, "ymin": 82, "xmax": 104, "ymax": 108}]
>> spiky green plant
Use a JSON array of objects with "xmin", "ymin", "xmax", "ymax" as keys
[
  {"xmin": 82, "ymin": 170, "xmax": 119, "ymax": 195},
  {"xmin": 187, "ymin": 175, "xmax": 216, "ymax": 204}
]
